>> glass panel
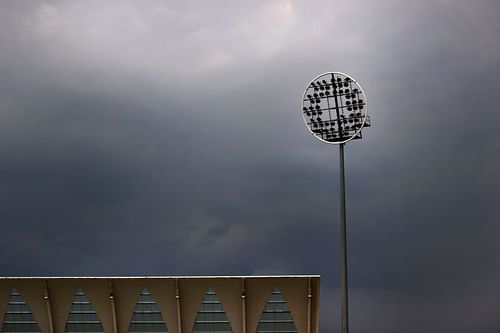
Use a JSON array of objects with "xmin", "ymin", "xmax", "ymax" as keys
[
  {"xmin": 1, "ymin": 289, "xmax": 41, "ymax": 333},
  {"xmin": 64, "ymin": 289, "xmax": 104, "ymax": 333},
  {"xmin": 255, "ymin": 288, "xmax": 297, "ymax": 333},
  {"xmin": 192, "ymin": 289, "xmax": 232, "ymax": 333},
  {"xmin": 128, "ymin": 289, "xmax": 168, "ymax": 333}
]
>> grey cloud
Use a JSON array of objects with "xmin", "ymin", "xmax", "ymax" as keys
[{"xmin": 1, "ymin": 1, "xmax": 500, "ymax": 332}]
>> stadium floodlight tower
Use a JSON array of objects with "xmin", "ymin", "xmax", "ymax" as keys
[{"xmin": 301, "ymin": 72, "xmax": 370, "ymax": 333}]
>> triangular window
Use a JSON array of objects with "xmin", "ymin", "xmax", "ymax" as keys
[
  {"xmin": 64, "ymin": 289, "xmax": 104, "ymax": 333},
  {"xmin": 1, "ymin": 289, "xmax": 41, "ymax": 333},
  {"xmin": 128, "ymin": 289, "xmax": 168, "ymax": 333},
  {"xmin": 192, "ymin": 288, "xmax": 232, "ymax": 333},
  {"xmin": 256, "ymin": 288, "xmax": 297, "ymax": 333}
]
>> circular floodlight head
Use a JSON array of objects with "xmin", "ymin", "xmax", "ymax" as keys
[{"xmin": 302, "ymin": 72, "xmax": 369, "ymax": 144}]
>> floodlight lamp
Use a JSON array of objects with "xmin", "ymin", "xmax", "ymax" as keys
[{"xmin": 301, "ymin": 72, "xmax": 370, "ymax": 144}]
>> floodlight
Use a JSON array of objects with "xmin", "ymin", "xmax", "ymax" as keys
[
  {"xmin": 300, "ymin": 72, "xmax": 371, "ymax": 333},
  {"xmin": 302, "ymin": 72, "xmax": 370, "ymax": 144}
]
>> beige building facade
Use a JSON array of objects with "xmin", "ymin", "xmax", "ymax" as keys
[{"xmin": 0, "ymin": 276, "xmax": 320, "ymax": 333}]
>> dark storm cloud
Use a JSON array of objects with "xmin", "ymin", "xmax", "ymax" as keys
[{"xmin": 1, "ymin": 0, "xmax": 500, "ymax": 332}]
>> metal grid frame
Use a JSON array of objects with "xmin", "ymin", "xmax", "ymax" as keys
[{"xmin": 301, "ymin": 72, "xmax": 369, "ymax": 145}]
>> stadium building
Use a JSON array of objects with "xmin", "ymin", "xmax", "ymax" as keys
[{"xmin": 0, "ymin": 276, "xmax": 320, "ymax": 333}]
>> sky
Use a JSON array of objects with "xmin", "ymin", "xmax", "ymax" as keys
[{"xmin": 1, "ymin": 0, "xmax": 500, "ymax": 332}]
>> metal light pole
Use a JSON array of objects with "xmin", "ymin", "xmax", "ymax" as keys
[{"xmin": 301, "ymin": 72, "xmax": 370, "ymax": 333}]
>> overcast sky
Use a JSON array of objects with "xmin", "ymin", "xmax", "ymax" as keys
[{"xmin": 1, "ymin": 1, "xmax": 500, "ymax": 332}]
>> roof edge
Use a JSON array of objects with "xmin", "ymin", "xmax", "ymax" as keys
[{"xmin": 0, "ymin": 275, "xmax": 320, "ymax": 279}]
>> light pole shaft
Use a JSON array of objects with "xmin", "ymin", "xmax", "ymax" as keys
[{"xmin": 339, "ymin": 143, "xmax": 349, "ymax": 333}]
